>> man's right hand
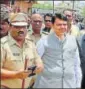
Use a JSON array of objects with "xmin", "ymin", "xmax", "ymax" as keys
[
  {"xmin": 15, "ymin": 70, "xmax": 32, "ymax": 79},
  {"xmin": 1, "ymin": 69, "xmax": 32, "ymax": 79}
]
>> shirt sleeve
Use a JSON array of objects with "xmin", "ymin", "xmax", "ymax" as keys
[
  {"xmin": 74, "ymin": 47, "xmax": 82, "ymax": 88},
  {"xmin": 1, "ymin": 43, "xmax": 6, "ymax": 68},
  {"xmin": 36, "ymin": 38, "xmax": 45, "ymax": 58},
  {"xmin": 31, "ymin": 42, "xmax": 42, "ymax": 64}
]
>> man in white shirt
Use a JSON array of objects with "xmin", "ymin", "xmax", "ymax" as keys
[{"xmin": 34, "ymin": 13, "xmax": 82, "ymax": 88}]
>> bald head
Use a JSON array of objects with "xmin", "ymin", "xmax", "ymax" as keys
[
  {"xmin": 31, "ymin": 13, "xmax": 43, "ymax": 21},
  {"xmin": 64, "ymin": 10, "xmax": 73, "ymax": 22},
  {"xmin": 31, "ymin": 14, "xmax": 43, "ymax": 34}
]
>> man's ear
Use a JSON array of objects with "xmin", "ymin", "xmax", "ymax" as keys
[{"xmin": 9, "ymin": 24, "xmax": 12, "ymax": 31}]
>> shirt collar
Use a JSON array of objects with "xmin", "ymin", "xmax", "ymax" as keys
[
  {"xmin": 8, "ymin": 32, "xmax": 17, "ymax": 46},
  {"xmin": 51, "ymin": 28, "xmax": 66, "ymax": 42}
]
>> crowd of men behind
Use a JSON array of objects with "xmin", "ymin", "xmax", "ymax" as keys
[{"xmin": 0, "ymin": 4, "xmax": 85, "ymax": 88}]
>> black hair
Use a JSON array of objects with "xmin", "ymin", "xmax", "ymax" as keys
[
  {"xmin": 3, "ymin": 18, "xmax": 10, "ymax": 24},
  {"xmin": 44, "ymin": 13, "xmax": 53, "ymax": 20},
  {"xmin": 51, "ymin": 13, "xmax": 68, "ymax": 24}
]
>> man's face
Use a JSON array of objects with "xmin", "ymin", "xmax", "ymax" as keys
[
  {"xmin": 0, "ymin": 20, "xmax": 9, "ymax": 37},
  {"xmin": 64, "ymin": 10, "xmax": 73, "ymax": 22},
  {"xmin": 31, "ymin": 16, "xmax": 42, "ymax": 33},
  {"xmin": 52, "ymin": 18, "xmax": 67, "ymax": 35},
  {"xmin": 10, "ymin": 25, "xmax": 27, "ymax": 40},
  {"xmin": 44, "ymin": 16, "xmax": 52, "ymax": 28}
]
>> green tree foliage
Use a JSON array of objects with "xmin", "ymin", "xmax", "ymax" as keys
[
  {"xmin": 32, "ymin": 3, "xmax": 53, "ymax": 10},
  {"xmin": 81, "ymin": 6, "xmax": 85, "ymax": 17}
]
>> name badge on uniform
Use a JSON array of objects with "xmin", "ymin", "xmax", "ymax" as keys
[{"xmin": 13, "ymin": 53, "xmax": 20, "ymax": 56}]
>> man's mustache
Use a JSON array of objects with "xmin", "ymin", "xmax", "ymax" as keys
[
  {"xmin": 12, "ymin": 31, "xmax": 24, "ymax": 37},
  {"xmin": 18, "ymin": 31, "xmax": 24, "ymax": 34}
]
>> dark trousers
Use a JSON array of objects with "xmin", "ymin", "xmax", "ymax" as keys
[{"xmin": 81, "ymin": 73, "xmax": 85, "ymax": 88}]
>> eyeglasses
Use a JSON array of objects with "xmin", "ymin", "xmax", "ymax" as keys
[
  {"xmin": 66, "ymin": 15, "xmax": 72, "ymax": 17},
  {"xmin": 45, "ymin": 20, "xmax": 51, "ymax": 22},
  {"xmin": 33, "ymin": 20, "xmax": 42, "ymax": 23}
]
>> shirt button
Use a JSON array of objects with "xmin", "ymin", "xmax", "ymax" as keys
[
  {"xmin": 62, "ymin": 59, "xmax": 64, "ymax": 61},
  {"xmin": 62, "ymin": 75, "xmax": 64, "ymax": 78},
  {"xmin": 63, "ymin": 67, "xmax": 65, "ymax": 70}
]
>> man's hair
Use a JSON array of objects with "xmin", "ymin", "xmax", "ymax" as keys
[
  {"xmin": 51, "ymin": 13, "xmax": 68, "ymax": 24},
  {"xmin": 3, "ymin": 18, "xmax": 9, "ymax": 24},
  {"xmin": 44, "ymin": 13, "xmax": 53, "ymax": 20},
  {"xmin": 1, "ymin": 4, "xmax": 11, "ymax": 21},
  {"xmin": 63, "ymin": 9, "xmax": 73, "ymax": 14}
]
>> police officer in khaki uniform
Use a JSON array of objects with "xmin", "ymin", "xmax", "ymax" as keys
[
  {"xmin": 28, "ymin": 13, "xmax": 43, "ymax": 44},
  {"xmin": 63, "ymin": 9, "xmax": 80, "ymax": 37},
  {"xmin": 28, "ymin": 13, "xmax": 45, "ymax": 88},
  {"xmin": 28, "ymin": 13, "xmax": 47, "ymax": 44},
  {"xmin": 1, "ymin": 13, "xmax": 44, "ymax": 88}
]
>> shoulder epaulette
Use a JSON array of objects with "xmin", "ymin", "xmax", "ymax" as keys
[
  {"xmin": 26, "ymin": 38, "xmax": 34, "ymax": 42},
  {"xmin": 42, "ymin": 31, "xmax": 49, "ymax": 35},
  {"xmin": 25, "ymin": 34, "xmax": 33, "ymax": 41},
  {"xmin": 26, "ymin": 35, "xmax": 34, "ymax": 42},
  {"xmin": 1, "ymin": 36, "xmax": 8, "ymax": 44}
]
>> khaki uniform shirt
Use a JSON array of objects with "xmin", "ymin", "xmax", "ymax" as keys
[
  {"xmin": 1, "ymin": 33, "xmax": 42, "ymax": 88},
  {"xmin": 41, "ymin": 31, "xmax": 49, "ymax": 37},
  {"xmin": 31, "ymin": 32, "xmax": 49, "ymax": 44},
  {"xmin": 79, "ymin": 30, "xmax": 85, "ymax": 35},
  {"xmin": 30, "ymin": 34, "xmax": 41, "ymax": 44},
  {"xmin": 70, "ymin": 24, "xmax": 80, "ymax": 37},
  {"xmin": 29, "ymin": 33, "xmax": 42, "ymax": 87},
  {"xmin": 29, "ymin": 30, "xmax": 49, "ymax": 87},
  {"xmin": 28, "ymin": 27, "xmax": 48, "ymax": 44}
]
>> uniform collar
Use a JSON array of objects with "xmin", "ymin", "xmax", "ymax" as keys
[
  {"xmin": 32, "ymin": 32, "xmax": 41, "ymax": 37},
  {"xmin": 8, "ymin": 32, "xmax": 17, "ymax": 46}
]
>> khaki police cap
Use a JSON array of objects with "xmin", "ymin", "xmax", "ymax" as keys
[{"xmin": 9, "ymin": 13, "xmax": 28, "ymax": 26}]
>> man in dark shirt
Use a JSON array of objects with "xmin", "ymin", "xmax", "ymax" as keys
[
  {"xmin": 41, "ymin": 13, "xmax": 53, "ymax": 36},
  {"xmin": 77, "ymin": 30, "xmax": 85, "ymax": 88}
]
